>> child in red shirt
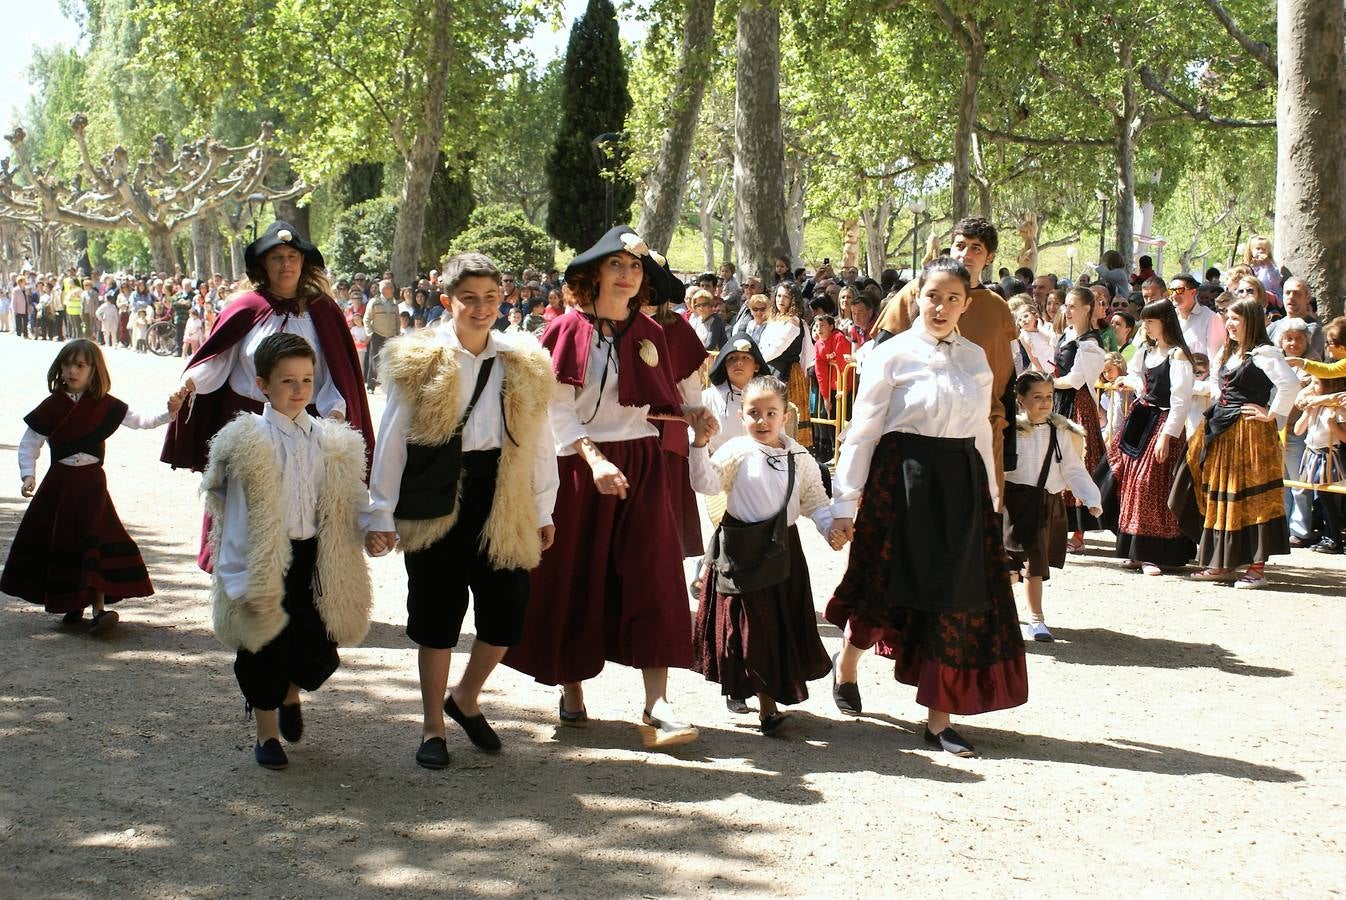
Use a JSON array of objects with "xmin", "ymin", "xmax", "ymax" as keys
[{"xmin": 812, "ymin": 314, "xmax": 852, "ymax": 462}]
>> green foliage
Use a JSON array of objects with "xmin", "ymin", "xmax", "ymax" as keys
[
  {"xmin": 326, "ymin": 198, "xmax": 398, "ymax": 277},
  {"xmin": 446, "ymin": 204, "xmax": 552, "ymax": 274},
  {"xmin": 87, "ymin": 229, "xmax": 151, "ymax": 272},
  {"xmin": 333, "ymin": 163, "xmax": 385, "ymax": 209},
  {"xmin": 421, "ymin": 156, "xmax": 476, "ymax": 271},
  {"xmin": 545, "ymin": 0, "xmax": 635, "ymax": 250},
  {"xmin": 21, "ymin": 45, "xmax": 88, "ymax": 175},
  {"xmin": 474, "ymin": 61, "xmax": 563, "ymax": 225}
]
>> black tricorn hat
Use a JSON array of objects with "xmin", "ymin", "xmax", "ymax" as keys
[
  {"xmin": 708, "ymin": 333, "xmax": 769, "ymax": 386},
  {"xmin": 245, "ymin": 221, "xmax": 325, "ymax": 282},
  {"xmin": 565, "ymin": 225, "xmax": 683, "ymax": 304}
]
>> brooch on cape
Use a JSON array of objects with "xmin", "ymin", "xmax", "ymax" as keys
[{"xmin": 638, "ymin": 339, "xmax": 659, "ymax": 367}]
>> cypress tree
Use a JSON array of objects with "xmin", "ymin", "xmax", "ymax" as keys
[{"xmin": 545, "ymin": 0, "xmax": 635, "ymax": 251}]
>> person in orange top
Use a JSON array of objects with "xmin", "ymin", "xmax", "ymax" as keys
[
  {"xmin": 812, "ymin": 314, "xmax": 852, "ymax": 461},
  {"xmin": 872, "ymin": 217, "xmax": 1018, "ymax": 499}
]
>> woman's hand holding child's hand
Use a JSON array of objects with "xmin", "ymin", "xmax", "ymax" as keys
[
  {"xmin": 828, "ymin": 517, "xmax": 854, "ymax": 550},
  {"xmin": 21, "ymin": 476, "xmax": 35, "ymax": 498}
]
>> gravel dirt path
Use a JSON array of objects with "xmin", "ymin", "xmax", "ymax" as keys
[{"xmin": 1, "ymin": 333, "xmax": 1343, "ymax": 897}]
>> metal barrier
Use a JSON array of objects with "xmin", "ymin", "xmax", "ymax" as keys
[{"xmin": 807, "ymin": 359, "xmax": 857, "ymax": 467}]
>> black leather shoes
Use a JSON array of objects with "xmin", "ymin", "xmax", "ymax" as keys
[
  {"xmin": 831, "ymin": 652, "xmax": 862, "ymax": 715},
  {"xmin": 924, "ymin": 726, "xmax": 975, "ymax": 757},
  {"xmin": 279, "ymin": 702, "xmax": 303, "ymax": 743},
  {"xmin": 725, "ymin": 697, "xmax": 752, "ymax": 714},
  {"xmin": 254, "ymin": 738, "xmax": 289, "ymax": 769},
  {"xmin": 415, "ymin": 736, "xmax": 451, "ymax": 770},
  {"xmin": 88, "ymin": 610, "xmax": 119, "ymax": 635},
  {"xmin": 444, "ymin": 694, "xmax": 501, "ymax": 753}
]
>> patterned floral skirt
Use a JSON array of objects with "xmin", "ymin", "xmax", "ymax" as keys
[
  {"xmin": 1108, "ymin": 408, "xmax": 1195, "ymax": 567},
  {"xmin": 826, "ymin": 432, "xmax": 1028, "ymax": 716},
  {"xmin": 1173, "ymin": 418, "xmax": 1290, "ymax": 568},
  {"xmin": 1064, "ymin": 389, "xmax": 1105, "ymax": 532},
  {"xmin": 785, "ymin": 362, "xmax": 813, "ymax": 448}
]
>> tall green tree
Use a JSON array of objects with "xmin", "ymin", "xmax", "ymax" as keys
[{"xmin": 545, "ymin": 0, "xmax": 635, "ymax": 251}]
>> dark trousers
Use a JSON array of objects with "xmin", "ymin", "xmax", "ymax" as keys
[
  {"xmin": 403, "ymin": 451, "xmax": 530, "ymax": 649},
  {"xmin": 233, "ymin": 538, "xmax": 340, "ymax": 710},
  {"xmin": 365, "ymin": 332, "xmax": 387, "ymax": 388},
  {"xmin": 14, "ymin": 310, "xmax": 26, "ymax": 338}
]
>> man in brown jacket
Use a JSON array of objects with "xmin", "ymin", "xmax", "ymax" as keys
[{"xmin": 873, "ymin": 217, "xmax": 1017, "ymax": 501}]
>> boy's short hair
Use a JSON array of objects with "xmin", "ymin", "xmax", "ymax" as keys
[
  {"xmin": 254, "ymin": 332, "xmax": 316, "ymax": 381},
  {"xmin": 1142, "ymin": 276, "xmax": 1167, "ymax": 291},
  {"xmin": 953, "ymin": 216, "xmax": 998, "ymax": 255},
  {"xmin": 442, "ymin": 252, "xmax": 501, "ymax": 294}
]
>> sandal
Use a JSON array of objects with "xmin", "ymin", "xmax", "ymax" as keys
[
  {"xmin": 558, "ymin": 694, "xmax": 589, "ymax": 727},
  {"xmin": 1065, "ymin": 536, "xmax": 1085, "ymax": 553},
  {"xmin": 639, "ymin": 702, "xmax": 698, "ymax": 748},
  {"xmin": 1234, "ymin": 566, "xmax": 1267, "ymax": 590},
  {"xmin": 759, "ymin": 712, "xmax": 789, "ymax": 736},
  {"xmin": 1188, "ymin": 568, "xmax": 1236, "ymax": 583}
]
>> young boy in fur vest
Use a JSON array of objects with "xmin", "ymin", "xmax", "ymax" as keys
[
  {"xmin": 202, "ymin": 332, "xmax": 373, "ymax": 770},
  {"xmin": 366, "ymin": 252, "xmax": 558, "ymax": 770}
]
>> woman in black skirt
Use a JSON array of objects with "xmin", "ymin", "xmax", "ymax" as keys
[{"xmin": 826, "ymin": 258, "xmax": 1027, "ymax": 757}]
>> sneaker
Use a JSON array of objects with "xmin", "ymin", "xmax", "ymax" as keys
[
  {"xmin": 1027, "ymin": 622, "xmax": 1054, "ymax": 642},
  {"xmin": 1311, "ymin": 538, "xmax": 1342, "ymax": 555},
  {"xmin": 1234, "ymin": 571, "xmax": 1267, "ymax": 590}
]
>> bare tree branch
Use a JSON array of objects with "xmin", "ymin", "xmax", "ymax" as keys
[
  {"xmin": 976, "ymin": 125, "xmax": 1111, "ymax": 148},
  {"xmin": 1202, "ymin": 0, "xmax": 1277, "ymax": 76},
  {"xmin": 1138, "ymin": 67, "xmax": 1276, "ymax": 128}
]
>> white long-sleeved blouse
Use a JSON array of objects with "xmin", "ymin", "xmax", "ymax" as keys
[
  {"xmin": 18, "ymin": 393, "xmax": 170, "ymax": 478},
  {"xmin": 1005, "ymin": 420, "xmax": 1101, "ymax": 505},
  {"xmin": 831, "ymin": 328, "xmax": 997, "ymax": 520},
  {"xmin": 688, "ymin": 435, "xmax": 833, "ymax": 536},
  {"xmin": 1117, "ymin": 345, "xmax": 1195, "ymax": 441}
]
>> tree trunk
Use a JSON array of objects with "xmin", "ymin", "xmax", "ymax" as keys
[
  {"xmin": 859, "ymin": 200, "xmax": 891, "ymax": 278},
  {"xmin": 930, "ymin": 2, "xmax": 984, "ymax": 222},
  {"xmin": 840, "ymin": 217, "xmax": 860, "ymax": 269},
  {"xmin": 1277, "ymin": 0, "xmax": 1346, "ymax": 319},
  {"xmin": 719, "ymin": 187, "xmax": 732, "ymax": 264},
  {"xmin": 229, "ymin": 236, "xmax": 245, "ymax": 281},
  {"xmin": 391, "ymin": 0, "xmax": 455, "ymax": 288},
  {"xmin": 274, "ymin": 194, "xmax": 310, "ymax": 240},
  {"xmin": 191, "ymin": 217, "xmax": 210, "ymax": 280},
  {"xmin": 785, "ymin": 158, "xmax": 806, "ymax": 263},
  {"xmin": 733, "ymin": 0, "xmax": 790, "ymax": 279},
  {"xmin": 636, "ymin": 0, "xmax": 717, "ymax": 253},
  {"xmin": 1113, "ymin": 49, "xmax": 1138, "ymax": 271},
  {"xmin": 147, "ymin": 225, "xmax": 175, "ymax": 274}
]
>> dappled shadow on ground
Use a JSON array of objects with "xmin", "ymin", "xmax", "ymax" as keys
[{"xmin": 1026, "ymin": 627, "xmax": 1293, "ymax": 678}]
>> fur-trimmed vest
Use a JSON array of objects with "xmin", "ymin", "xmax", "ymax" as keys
[
  {"xmin": 1015, "ymin": 413, "xmax": 1086, "ymax": 461},
  {"xmin": 201, "ymin": 414, "xmax": 373, "ymax": 653},
  {"xmin": 380, "ymin": 329, "xmax": 554, "ymax": 568}
]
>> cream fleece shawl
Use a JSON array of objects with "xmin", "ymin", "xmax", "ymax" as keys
[
  {"xmin": 380, "ymin": 329, "xmax": 554, "ymax": 569},
  {"xmin": 201, "ymin": 414, "xmax": 373, "ymax": 653}
]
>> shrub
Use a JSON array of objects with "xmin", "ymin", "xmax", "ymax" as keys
[{"xmin": 444, "ymin": 204, "xmax": 553, "ymax": 273}]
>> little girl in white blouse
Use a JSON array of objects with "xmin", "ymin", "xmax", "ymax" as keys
[{"xmin": 688, "ymin": 375, "xmax": 835, "ymax": 735}]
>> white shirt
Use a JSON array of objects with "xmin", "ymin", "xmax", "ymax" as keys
[
  {"xmin": 1055, "ymin": 330, "xmax": 1107, "ymax": 403},
  {"xmin": 550, "ymin": 328, "xmax": 662, "ymax": 451},
  {"xmin": 1178, "ymin": 303, "xmax": 1227, "ymax": 360},
  {"xmin": 1017, "ymin": 329, "xmax": 1054, "ymax": 373},
  {"xmin": 832, "ymin": 328, "xmax": 997, "ymax": 519},
  {"xmin": 1213, "ymin": 345, "xmax": 1301, "ymax": 423},
  {"xmin": 1304, "ymin": 406, "xmax": 1346, "ymax": 451},
  {"xmin": 182, "ymin": 311, "xmax": 346, "ymax": 417},
  {"xmin": 213, "ymin": 405, "xmax": 340, "ymax": 601},
  {"xmin": 702, "ymin": 383, "xmax": 747, "ymax": 453},
  {"xmin": 1006, "ymin": 421, "xmax": 1102, "ymax": 505},
  {"xmin": 18, "ymin": 394, "xmax": 170, "ymax": 478},
  {"xmin": 688, "ymin": 435, "xmax": 833, "ymax": 535},
  {"xmin": 758, "ymin": 317, "xmax": 802, "ymax": 364},
  {"xmin": 368, "ymin": 324, "xmax": 560, "ymax": 532},
  {"xmin": 1118, "ymin": 345, "xmax": 1195, "ymax": 440}
]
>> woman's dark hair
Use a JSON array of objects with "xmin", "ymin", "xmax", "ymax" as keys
[
  {"xmin": 772, "ymin": 281, "xmax": 804, "ymax": 320},
  {"xmin": 1220, "ymin": 298, "xmax": 1272, "ymax": 362},
  {"xmin": 1110, "ymin": 310, "xmax": 1137, "ymax": 332},
  {"xmin": 1102, "ymin": 249, "xmax": 1125, "ymax": 270},
  {"xmin": 1015, "ymin": 369, "xmax": 1053, "ymax": 396},
  {"xmin": 1139, "ymin": 299, "xmax": 1194, "ymax": 364},
  {"xmin": 48, "ymin": 339, "xmax": 110, "ymax": 399},
  {"xmin": 917, "ymin": 257, "xmax": 973, "ymax": 294},
  {"xmin": 562, "ymin": 253, "xmax": 656, "ymax": 312}
]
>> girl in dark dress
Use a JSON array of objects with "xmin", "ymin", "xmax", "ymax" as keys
[
  {"xmin": 1053, "ymin": 287, "xmax": 1108, "ymax": 551},
  {"xmin": 827, "ymin": 259, "xmax": 1027, "ymax": 758}
]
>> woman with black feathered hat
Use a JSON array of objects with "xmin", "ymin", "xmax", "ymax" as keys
[
  {"xmin": 162, "ymin": 221, "xmax": 373, "ymax": 567},
  {"xmin": 502, "ymin": 226, "xmax": 719, "ymax": 748}
]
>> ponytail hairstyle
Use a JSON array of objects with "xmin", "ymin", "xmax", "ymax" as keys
[
  {"xmin": 1015, "ymin": 369, "xmax": 1052, "ymax": 397},
  {"xmin": 917, "ymin": 256, "xmax": 973, "ymax": 295},
  {"xmin": 1139, "ymin": 299, "xmax": 1194, "ymax": 365}
]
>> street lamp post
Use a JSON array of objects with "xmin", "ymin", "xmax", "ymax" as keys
[
  {"xmin": 246, "ymin": 192, "xmax": 267, "ymax": 242},
  {"xmin": 910, "ymin": 199, "xmax": 926, "ymax": 273},
  {"xmin": 1066, "ymin": 245, "xmax": 1076, "ymax": 282}
]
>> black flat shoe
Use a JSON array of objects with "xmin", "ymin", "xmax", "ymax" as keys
[
  {"xmin": 1311, "ymin": 539, "xmax": 1342, "ymax": 555},
  {"xmin": 444, "ymin": 694, "xmax": 501, "ymax": 753},
  {"xmin": 831, "ymin": 652, "xmax": 862, "ymax": 716},
  {"xmin": 924, "ymin": 726, "xmax": 975, "ymax": 757},
  {"xmin": 759, "ymin": 712, "xmax": 789, "ymax": 736},
  {"xmin": 61, "ymin": 611, "xmax": 85, "ymax": 627},
  {"xmin": 415, "ymin": 736, "xmax": 451, "ymax": 770},
  {"xmin": 558, "ymin": 695, "xmax": 588, "ymax": 727},
  {"xmin": 279, "ymin": 702, "xmax": 303, "ymax": 743},
  {"xmin": 254, "ymin": 738, "xmax": 289, "ymax": 769},
  {"xmin": 725, "ymin": 697, "xmax": 752, "ymax": 714},
  {"xmin": 88, "ymin": 610, "xmax": 119, "ymax": 635}
]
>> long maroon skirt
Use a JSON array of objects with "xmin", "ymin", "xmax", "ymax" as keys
[
  {"xmin": 665, "ymin": 451, "xmax": 704, "ymax": 558},
  {"xmin": 503, "ymin": 436, "xmax": 693, "ymax": 685},
  {"xmin": 693, "ymin": 523, "xmax": 831, "ymax": 705},
  {"xmin": 1, "ymin": 463, "xmax": 153, "ymax": 613},
  {"xmin": 1108, "ymin": 408, "xmax": 1195, "ymax": 567},
  {"xmin": 1065, "ymin": 389, "xmax": 1105, "ymax": 532},
  {"xmin": 825, "ymin": 434, "xmax": 1027, "ymax": 716}
]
